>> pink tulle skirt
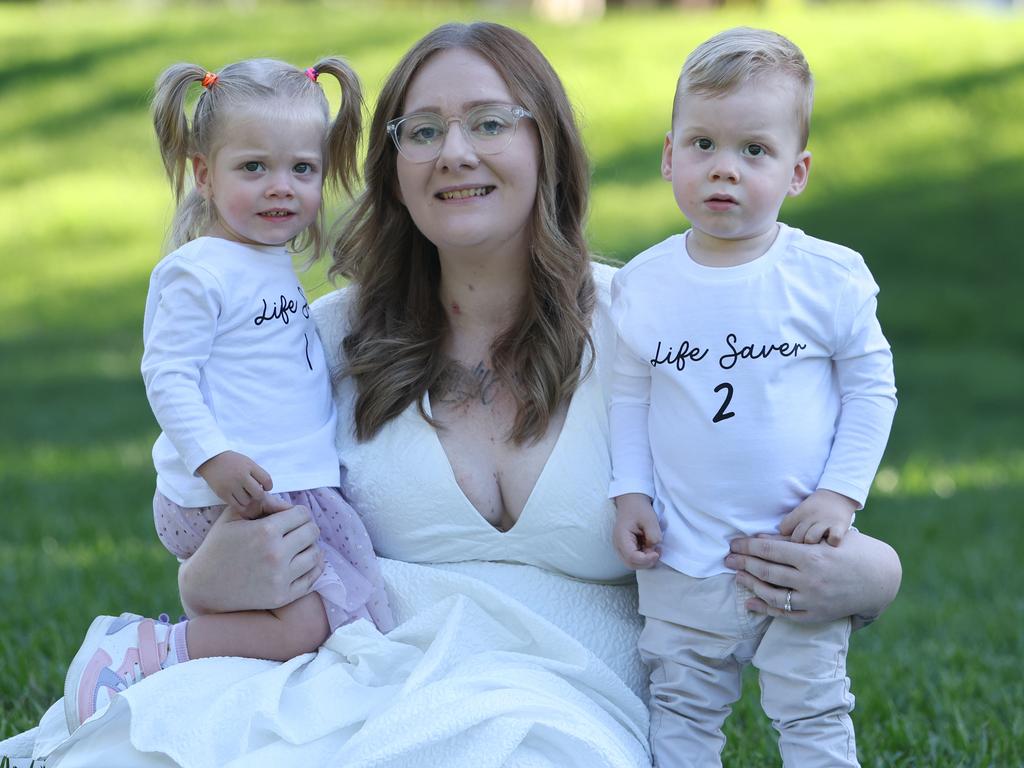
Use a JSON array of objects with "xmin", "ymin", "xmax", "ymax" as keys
[{"xmin": 153, "ymin": 487, "xmax": 394, "ymax": 633}]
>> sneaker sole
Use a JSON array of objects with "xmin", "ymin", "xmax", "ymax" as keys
[{"xmin": 63, "ymin": 615, "xmax": 114, "ymax": 733}]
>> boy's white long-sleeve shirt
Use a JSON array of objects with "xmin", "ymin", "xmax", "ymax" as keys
[
  {"xmin": 609, "ymin": 224, "xmax": 896, "ymax": 577},
  {"xmin": 142, "ymin": 237, "xmax": 339, "ymax": 507}
]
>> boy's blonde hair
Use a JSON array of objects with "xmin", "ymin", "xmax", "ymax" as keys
[
  {"xmin": 152, "ymin": 57, "xmax": 362, "ymax": 257},
  {"xmin": 673, "ymin": 27, "xmax": 814, "ymax": 149}
]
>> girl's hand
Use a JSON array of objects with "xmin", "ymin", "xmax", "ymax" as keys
[
  {"xmin": 232, "ymin": 493, "xmax": 291, "ymax": 520},
  {"xmin": 179, "ymin": 499, "xmax": 324, "ymax": 616},
  {"xmin": 724, "ymin": 528, "xmax": 901, "ymax": 627},
  {"xmin": 196, "ymin": 450, "xmax": 273, "ymax": 509}
]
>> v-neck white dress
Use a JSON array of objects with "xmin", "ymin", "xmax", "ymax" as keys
[{"xmin": 13, "ymin": 264, "xmax": 651, "ymax": 768}]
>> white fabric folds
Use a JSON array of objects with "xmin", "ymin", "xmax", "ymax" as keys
[{"xmin": 9, "ymin": 558, "xmax": 649, "ymax": 767}]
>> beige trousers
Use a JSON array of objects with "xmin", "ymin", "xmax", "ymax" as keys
[{"xmin": 636, "ymin": 564, "xmax": 857, "ymax": 767}]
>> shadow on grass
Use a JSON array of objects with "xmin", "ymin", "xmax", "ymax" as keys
[
  {"xmin": 0, "ymin": 33, "xmax": 164, "ymax": 92},
  {"xmin": 789, "ymin": 157, "xmax": 1024, "ymax": 347},
  {"xmin": 12, "ymin": 88, "xmax": 153, "ymax": 141},
  {"xmin": 815, "ymin": 55, "xmax": 1024, "ymax": 134}
]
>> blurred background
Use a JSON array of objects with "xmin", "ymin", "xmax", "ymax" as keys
[{"xmin": 1, "ymin": 0, "xmax": 1022, "ymax": 763}]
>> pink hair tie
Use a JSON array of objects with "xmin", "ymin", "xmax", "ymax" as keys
[
  {"xmin": 201, "ymin": 71, "xmax": 218, "ymax": 89},
  {"xmin": 305, "ymin": 67, "xmax": 319, "ymax": 83}
]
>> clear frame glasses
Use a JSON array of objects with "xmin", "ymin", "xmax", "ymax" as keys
[{"xmin": 386, "ymin": 104, "xmax": 534, "ymax": 164}]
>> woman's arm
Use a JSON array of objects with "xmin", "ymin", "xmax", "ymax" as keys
[
  {"xmin": 178, "ymin": 501, "xmax": 324, "ymax": 616},
  {"xmin": 724, "ymin": 528, "xmax": 901, "ymax": 629}
]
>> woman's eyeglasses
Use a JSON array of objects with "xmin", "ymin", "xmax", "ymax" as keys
[{"xmin": 386, "ymin": 104, "xmax": 534, "ymax": 163}]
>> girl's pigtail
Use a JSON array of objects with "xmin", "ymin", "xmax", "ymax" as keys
[
  {"xmin": 152, "ymin": 63, "xmax": 207, "ymax": 201},
  {"xmin": 311, "ymin": 57, "xmax": 363, "ymax": 198}
]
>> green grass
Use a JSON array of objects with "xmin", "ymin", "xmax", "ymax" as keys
[{"xmin": 2, "ymin": 1, "xmax": 1023, "ymax": 763}]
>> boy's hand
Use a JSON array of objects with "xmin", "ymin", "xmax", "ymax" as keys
[
  {"xmin": 196, "ymin": 450, "xmax": 273, "ymax": 510},
  {"xmin": 779, "ymin": 489, "xmax": 857, "ymax": 547},
  {"xmin": 613, "ymin": 493, "xmax": 662, "ymax": 569}
]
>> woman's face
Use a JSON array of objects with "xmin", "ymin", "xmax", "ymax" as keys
[{"xmin": 394, "ymin": 48, "xmax": 541, "ymax": 262}]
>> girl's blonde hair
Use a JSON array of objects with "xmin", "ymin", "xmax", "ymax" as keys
[
  {"xmin": 674, "ymin": 27, "xmax": 814, "ymax": 149},
  {"xmin": 331, "ymin": 22, "xmax": 595, "ymax": 445},
  {"xmin": 152, "ymin": 57, "xmax": 362, "ymax": 256}
]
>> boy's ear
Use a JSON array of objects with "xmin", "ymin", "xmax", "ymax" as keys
[
  {"xmin": 193, "ymin": 154, "xmax": 212, "ymax": 199},
  {"xmin": 660, "ymin": 132, "xmax": 674, "ymax": 182},
  {"xmin": 787, "ymin": 150, "xmax": 812, "ymax": 197}
]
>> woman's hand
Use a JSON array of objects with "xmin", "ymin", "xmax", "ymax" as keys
[
  {"xmin": 178, "ymin": 498, "xmax": 325, "ymax": 616},
  {"xmin": 724, "ymin": 528, "xmax": 901, "ymax": 628}
]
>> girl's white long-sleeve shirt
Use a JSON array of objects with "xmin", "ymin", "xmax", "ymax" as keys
[
  {"xmin": 609, "ymin": 224, "xmax": 897, "ymax": 577},
  {"xmin": 142, "ymin": 237, "xmax": 339, "ymax": 507}
]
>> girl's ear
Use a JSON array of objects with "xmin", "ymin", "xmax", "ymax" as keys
[{"xmin": 193, "ymin": 154, "xmax": 212, "ymax": 198}]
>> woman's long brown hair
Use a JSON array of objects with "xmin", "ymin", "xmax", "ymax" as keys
[{"xmin": 331, "ymin": 22, "xmax": 594, "ymax": 445}]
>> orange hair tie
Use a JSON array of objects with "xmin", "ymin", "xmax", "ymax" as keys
[{"xmin": 201, "ymin": 72, "xmax": 218, "ymax": 89}]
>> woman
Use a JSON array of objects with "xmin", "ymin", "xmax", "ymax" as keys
[{"xmin": 9, "ymin": 22, "xmax": 899, "ymax": 767}]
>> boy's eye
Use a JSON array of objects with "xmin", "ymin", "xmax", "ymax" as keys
[
  {"xmin": 744, "ymin": 143, "xmax": 766, "ymax": 157},
  {"xmin": 294, "ymin": 162, "xmax": 313, "ymax": 174},
  {"xmin": 694, "ymin": 138, "xmax": 714, "ymax": 151},
  {"xmin": 243, "ymin": 161, "xmax": 264, "ymax": 172}
]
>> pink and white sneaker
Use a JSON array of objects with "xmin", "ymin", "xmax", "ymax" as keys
[{"xmin": 63, "ymin": 613, "xmax": 171, "ymax": 732}]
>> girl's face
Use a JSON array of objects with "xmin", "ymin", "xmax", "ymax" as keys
[
  {"xmin": 194, "ymin": 112, "xmax": 325, "ymax": 247},
  {"xmin": 394, "ymin": 48, "xmax": 541, "ymax": 263}
]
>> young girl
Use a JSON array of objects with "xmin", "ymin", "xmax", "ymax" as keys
[{"xmin": 63, "ymin": 57, "xmax": 394, "ymax": 733}]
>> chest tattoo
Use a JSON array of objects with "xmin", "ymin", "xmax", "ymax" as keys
[{"xmin": 434, "ymin": 360, "xmax": 501, "ymax": 407}]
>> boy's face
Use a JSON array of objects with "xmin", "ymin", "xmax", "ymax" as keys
[{"xmin": 663, "ymin": 74, "xmax": 811, "ymax": 263}]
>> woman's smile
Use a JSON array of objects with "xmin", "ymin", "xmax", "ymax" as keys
[{"xmin": 435, "ymin": 184, "xmax": 496, "ymax": 201}]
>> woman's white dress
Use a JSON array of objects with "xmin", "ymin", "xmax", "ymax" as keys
[{"xmin": 5, "ymin": 264, "xmax": 651, "ymax": 767}]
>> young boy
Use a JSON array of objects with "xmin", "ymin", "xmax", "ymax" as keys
[{"xmin": 608, "ymin": 28, "xmax": 897, "ymax": 767}]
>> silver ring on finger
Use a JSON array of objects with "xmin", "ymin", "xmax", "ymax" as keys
[{"xmin": 784, "ymin": 589, "xmax": 793, "ymax": 613}]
